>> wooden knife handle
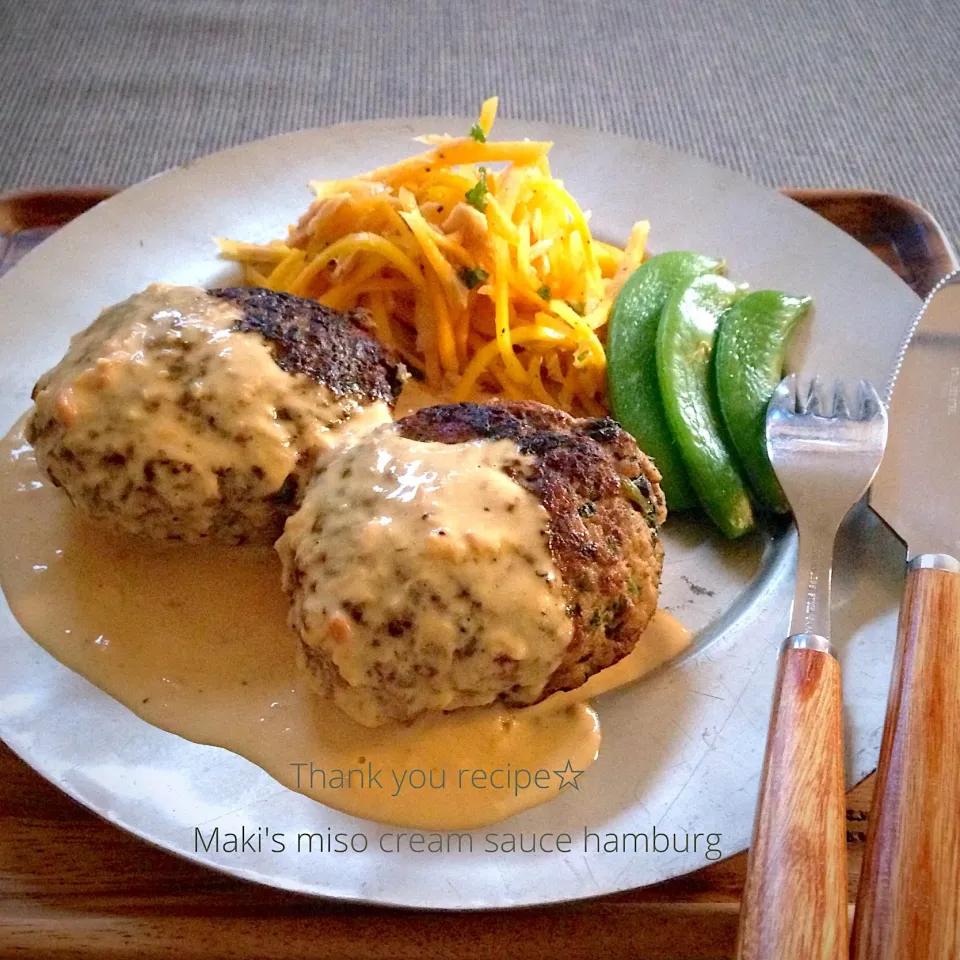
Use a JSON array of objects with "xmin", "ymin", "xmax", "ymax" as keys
[
  {"xmin": 851, "ymin": 560, "xmax": 960, "ymax": 959},
  {"xmin": 736, "ymin": 639, "xmax": 849, "ymax": 960}
]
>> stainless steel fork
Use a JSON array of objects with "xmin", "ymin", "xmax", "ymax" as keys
[{"xmin": 736, "ymin": 375, "xmax": 888, "ymax": 960}]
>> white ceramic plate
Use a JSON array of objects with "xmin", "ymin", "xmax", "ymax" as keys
[{"xmin": 0, "ymin": 118, "xmax": 921, "ymax": 908}]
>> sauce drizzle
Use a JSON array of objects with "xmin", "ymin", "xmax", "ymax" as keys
[{"xmin": 0, "ymin": 417, "xmax": 690, "ymax": 829}]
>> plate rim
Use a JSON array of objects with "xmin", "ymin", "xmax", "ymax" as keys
[{"xmin": 0, "ymin": 115, "xmax": 922, "ymax": 909}]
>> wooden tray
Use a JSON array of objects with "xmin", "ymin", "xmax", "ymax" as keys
[{"xmin": 0, "ymin": 187, "xmax": 956, "ymax": 960}]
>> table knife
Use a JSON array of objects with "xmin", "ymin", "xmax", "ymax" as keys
[{"xmin": 854, "ymin": 268, "xmax": 960, "ymax": 959}]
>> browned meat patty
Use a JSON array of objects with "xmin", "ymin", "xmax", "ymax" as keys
[
  {"xmin": 397, "ymin": 401, "xmax": 667, "ymax": 699},
  {"xmin": 279, "ymin": 398, "xmax": 667, "ymax": 726},
  {"xmin": 27, "ymin": 283, "xmax": 406, "ymax": 544}
]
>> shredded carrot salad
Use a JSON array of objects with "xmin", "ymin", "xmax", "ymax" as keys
[{"xmin": 218, "ymin": 98, "xmax": 649, "ymax": 415}]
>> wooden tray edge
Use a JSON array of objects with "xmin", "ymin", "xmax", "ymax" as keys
[
  {"xmin": 1, "ymin": 186, "xmax": 956, "ymax": 297},
  {"xmin": 0, "ymin": 183, "xmax": 954, "ymax": 956}
]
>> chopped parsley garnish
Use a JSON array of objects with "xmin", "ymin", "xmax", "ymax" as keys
[
  {"xmin": 459, "ymin": 266, "xmax": 489, "ymax": 290},
  {"xmin": 468, "ymin": 123, "xmax": 487, "ymax": 143},
  {"xmin": 465, "ymin": 167, "xmax": 489, "ymax": 211},
  {"xmin": 537, "ymin": 285, "xmax": 551, "ymax": 301}
]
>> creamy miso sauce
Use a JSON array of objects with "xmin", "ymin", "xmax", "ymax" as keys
[
  {"xmin": 0, "ymin": 418, "xmax": 690, "ymax": 830},
  {"xmin": 279, "ymin": 429, "xmax": 573, "ymax": 726}
]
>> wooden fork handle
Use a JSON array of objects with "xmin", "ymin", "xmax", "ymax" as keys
[
  {"xmin": 736, "ymin": 638, "xmax": 849, "ymax": 960},
  {"xmin": 852, "ymin": 558, "xmax": 960, "ymax": 959}
]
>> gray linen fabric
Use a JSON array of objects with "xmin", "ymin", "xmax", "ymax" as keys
[{"xmin": 1, "ymin": 0, "xmax": 958, "ymax": 244}]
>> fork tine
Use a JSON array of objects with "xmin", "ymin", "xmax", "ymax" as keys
[
  {"xmin": 802, "ymin": 376, "xmax": 825, "ymax": 415},
  {"xmin": 831, "ymin": 379, "xmax": 850, "ymax": 419},
  {"xmin": 769, "ymin": 373, "xmax": 797, "ymax": 415},
  {"xmin": 857, "ymin": 379, "xmax": 885, "ymax": 421}
]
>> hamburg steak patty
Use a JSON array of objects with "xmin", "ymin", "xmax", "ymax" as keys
[
  {"xmin": 278, "ymin": 400, "xmax": 666, "ymax": 726},
  {"xmin": 397, "ymin": 402, "xmax": 667, "ymax": 696},
  {"xmin": 26, "ymin": 284, "xmax": 405, "ymax": 544}
]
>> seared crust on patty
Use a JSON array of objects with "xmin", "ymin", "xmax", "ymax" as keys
[
  {"xmin": 209, "ymin": 287, "xmax": 406, "ymax": 404},
  {"xmin": 397, "ymin": 401, "xmax": 667, "ymax": 700}
]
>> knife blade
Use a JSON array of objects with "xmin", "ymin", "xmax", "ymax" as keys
[
  {"xmin": 871, "ymin": 270, "xmax": 960, "ymax": 559},
  {"xmin": 853, "ymin": 268, "xmax": 960, "ymax": 960}
]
